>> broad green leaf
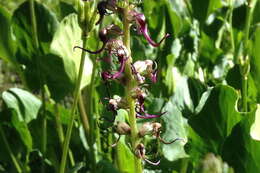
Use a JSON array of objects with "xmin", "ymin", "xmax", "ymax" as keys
[
  {"xmin": 1, "ymin": 88, "xmax": 41, "ymax": 150},
  {"xmin": 187, "ymin": 85, "xmax": 243, "ymax": 167},
  {"xmin": 50, "ymin": 13, "xmax": 93, "ymax": 89},
  {"xmin": 189, "ymin": 85, "xmax": 242, "ymax": 152},
  {"xmin": 161, "ymin": 69, "xmax": 192, "ymax": 161},
  {"xmin": 11, "ymin": 1, "xmax": 59, "ymax": 90},
  {"xmin": 115, "ymin": 136, "xmax": 135, "ymax": 173},
  {"xmin": 222, "ymin": 109, "xmax": 260, "ymax": 173},
  {"xmin": 2, "ymin": 88, "xmax": 42, "ymax": 123},
  {"xmin": 11, "ymin": 111, "xmax": 33, "ymax": 150},
  {"xmin": 0, "ymin": 5, "xmax": 14, "ymax": 62},
  {"xmin": 250, "ymin": 104, "xmax": 260, "ymax": 141},
  {"xmin": 40, "ymin": 54, "xmax": 74, "ymax": 101},
  {"xmin": 161, "ymin": 100, "xmax": 188, "ymax": 161}
]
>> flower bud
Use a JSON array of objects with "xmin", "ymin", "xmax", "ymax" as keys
[
  {"xmin": 138, "ymin": 122, "xmax": 154, "ymax": 137},
  {"xmin": 115, "ymin": 121, "xmax": 131, "ymax": 135}
]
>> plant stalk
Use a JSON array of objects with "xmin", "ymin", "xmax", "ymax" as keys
[
  {"xmin": 59, "ymin": 35, "xmax": 88, "ymax": 173},
  {"xmin": 54, "ymin": 104, "xmax": 75, "ymax": 167},
  {"xmin": 85, "ymin": 46, "xmax": 98, "ymax": 173},
  {"xmin": 78, "ymin": 95, "xmax": 90, "ymax": 137},
  {"xmin": 29, "ymin": 1, "xmax": 47, "ymax": 172},
  {"xmin": 241, "ymin": 0, "xmax": 256, "ymax": 112},
  {"xmin": 0, "ymin": 126, "xmax": 22, "ymax": 173},
  {"xmin": 122, "ymin": 3, "xmax": 143, "ymax": 173}
]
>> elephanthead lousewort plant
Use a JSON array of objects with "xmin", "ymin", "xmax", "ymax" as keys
[{"xmin": 75, "ymin": 0, "xmax": 182, "ymax": 167}]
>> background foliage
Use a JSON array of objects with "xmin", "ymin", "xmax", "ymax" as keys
[{"xmin": 0, "ymin": 0, "xmax": 260, "ymax": 172}]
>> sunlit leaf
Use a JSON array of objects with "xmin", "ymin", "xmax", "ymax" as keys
[
  {"xmin": 2, "ymin": 88, "xmax": 42, "ymax": 123},
  {"xmin": 1, "ymin": 88, "xmax": 42, "ymax": 150},
  {"xmin": 50, "ymin": 13, "xmax": 93, "ymax": 89},
  {"xmin": 250, "ymin": 104, "xmax": 260, "ymax": 141}
]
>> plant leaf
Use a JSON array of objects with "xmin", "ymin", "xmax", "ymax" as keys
[{"xmin": 50, "ymin": 13, "xmax": 93, "ymax": 89}]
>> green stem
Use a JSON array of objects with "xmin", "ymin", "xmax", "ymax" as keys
[
  {"xmin": 241, "ymin": 0, "xmax": 256, "ymax": 112},
  {"xmin": 54, "ymin": 104, "xmax": 75, "ymax": 167},
  {"xmin": 94, "ymin": 91, "xmax": 102, "ymax": 154},
  {"xmin": 180, "ymin": 158, "xmax": 189, "ymax": 173},
  {"xmin": 86, "ymin": 47, "xmax": 98, "ymax": 173},
  {"xmin": 59, "ymin": 35, "xmax": 88, "ymax": 173},
  {"xmin": 0, "ymin": 126, "xmax": 22, "ymax": 173},
  {"xmin": 78, "ymin": 95, "xmax": 90, "ymax": 137},
  {"xmin": 122, "ymin": 3, "xmax": 142, "ymax": 173},
  {"xmin": 228, "ymin": 0, "xmax": 235, "ymax": 53},
  {"xmin": 29, "ymin": 1, "xmax": 47, "ymax": 172}
]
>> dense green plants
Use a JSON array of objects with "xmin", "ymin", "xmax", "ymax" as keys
[{"xmin": 0, "ymin": 0, "xmax": 260, "ymax": 173}]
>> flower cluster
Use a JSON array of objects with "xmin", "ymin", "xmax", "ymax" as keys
[{"xmin": 76, "ymin": 0, "xmax": 181, "ymax": 166}]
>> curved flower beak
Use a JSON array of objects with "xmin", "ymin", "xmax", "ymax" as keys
[
  {"xmin": 73, "ymin": 43, "xmax": 106, "ymax": 54},
  {"xmin": 136, "ymin": 111, "xmax": 166, "ymax": 119},
  {"xmin": 101, "ymin": 56, "xmax": 128, "ymax": 81},
  {"xmin": 134, "ymin": 12, "xmax": 170, "ymax": 47}
]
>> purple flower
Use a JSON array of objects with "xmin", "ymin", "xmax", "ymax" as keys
[
  {"xmin": 101, "ymin": 55, "xmax": 128, "ymax": 81},
  {"xmin": 131, "ymin": 11, "xmax": 170, "ymax": 47}
]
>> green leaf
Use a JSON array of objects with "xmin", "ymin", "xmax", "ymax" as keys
[
  {"xmin": 250, "ymin": 104, "xmax": 260, "ymax": 141},
  {"xmin": 115, "ymin": 136, "xmax": 135, "ymax": 173},
  {"xmin": 0, "ymin": 5, "xmax": 14, "ymax": 62},
  {"xmin": 187, "ymin": 85, "xmax": 243, "ymax": 167},
  {"xmin": 50, "ymin": 13, "xmax": 93, "ymax": 89},
  {"xmin": 161, "ymin": 98, "xmax": 189, "ymax": 162},
  {"xmin": 189, "ymin": 85, "xmax": 242, "ymax": 152},
  {"xmin": 1, "ymin": 88, "xmax": 41, "ymax": 150},
  {"xmin": 11, "ymin": 1, "xmax": 59, "ymax": 90},
  {"xmin": 11, "ymin": 111, "xmax": 33, "ymax": 150},
  {"xmin": 40, "ymin": 54, "xmax": 74, "ymax": 101},
  {"xmin": 2, "ymin": 88, "xmax": 42, "ymax": 123},
  {"xmin": 222, "ymin": 109, "xmax": 260, "ymax": 173}
]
